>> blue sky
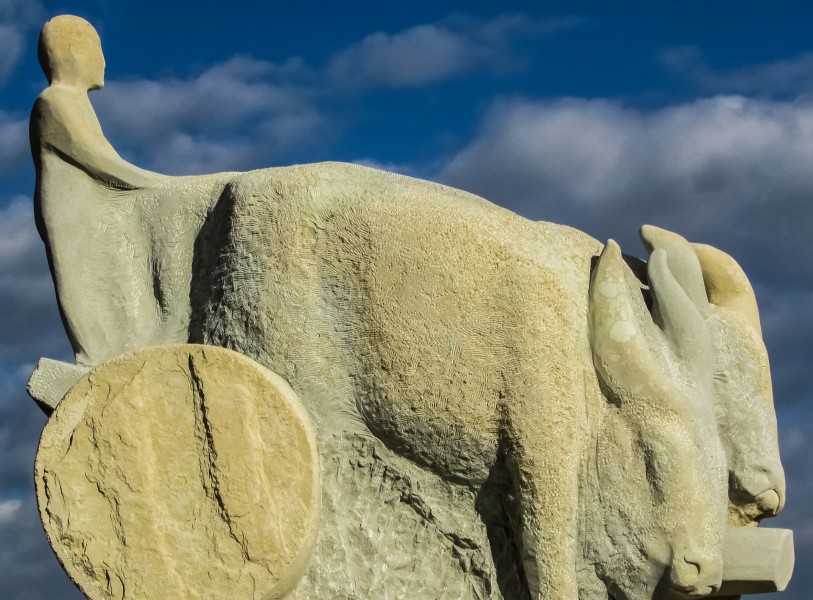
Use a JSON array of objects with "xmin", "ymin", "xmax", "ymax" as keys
[{"xmin": 1, "ymin": 1, "xmax": 811, "ymax": 598}]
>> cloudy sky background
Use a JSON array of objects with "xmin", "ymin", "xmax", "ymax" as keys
[{"xmin": 0, "ymin": 0, "xmax": 811, "ymax": 598}]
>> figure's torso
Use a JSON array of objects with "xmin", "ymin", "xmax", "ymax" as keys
[{"xmin": 32, "ymin": 86, "xmax": 235, "ymax": 365}]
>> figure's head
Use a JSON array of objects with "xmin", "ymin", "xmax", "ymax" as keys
[{"xmin": 38, "ymin": 15, "xmax": 105, "ymax": 90}]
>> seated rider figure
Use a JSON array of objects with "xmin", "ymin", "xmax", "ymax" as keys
[{"xmin": 32, "ymin": 15, "xmax": 231, "ymax": 368}]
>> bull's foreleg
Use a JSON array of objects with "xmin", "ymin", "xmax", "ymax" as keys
[{"xmin": 503, "ymin": 386, "xmax": 585, "ymax": 600}]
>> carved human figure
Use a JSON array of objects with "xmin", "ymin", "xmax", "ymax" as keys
[
  {"xmin": 32, "ymin": 15, "xmax": 232, "ymax": 367},
  {"xmin": 31, "ymin": 15, "xmax": 786, "ymax": 600}
]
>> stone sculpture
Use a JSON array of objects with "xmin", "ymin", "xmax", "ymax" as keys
[{"xmin": 28, "ymin": 15, "xmax": 792, "ymax": 600}]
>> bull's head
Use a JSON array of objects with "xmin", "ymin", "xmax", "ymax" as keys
[
  {"xmin": 640, "ymin": 225, "xmax": 785, "ymax": 524},
  {"xmin": 587, "ymin": 236, "xmax": 728, "ymax": 599}
]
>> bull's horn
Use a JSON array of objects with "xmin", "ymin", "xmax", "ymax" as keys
[
  {"xmin": 590, "ymin": 240, "xmax": 713, "ymax": 403},
  {"xmin": 692, "ymin": 243, "xmax": 762, "ymax": 336},
  {"xmin": 648, "ymin": 248, "xmax": 713, "ymax": 384},
  {"xmin": 640, "ymin": 225, "xmax": 708, "ymax": 316},
  {"xmin": 590, "ymin": 240, "xmax": 677, "ymax": 401}
]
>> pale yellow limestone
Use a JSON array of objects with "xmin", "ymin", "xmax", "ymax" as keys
[{"xmin": 35, "ymin": 344, "xmax": 320, "ymax": 600}]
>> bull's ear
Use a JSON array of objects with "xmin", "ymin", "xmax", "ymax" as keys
[
  {"xmin": 640, "ymin": 225, "xmax": 708, "ymax": 317},
  {"xmin": 692, "ymin": 243, "xmax": 762, "ymax": 336},
  {"xmin": 647, "ymin": 249, "xmax": 713, "ymax": 382}
]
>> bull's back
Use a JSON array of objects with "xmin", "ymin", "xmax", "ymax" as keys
[{"xmin": 196, "ymin": 162, "xmax": 599, "ymax": 481}]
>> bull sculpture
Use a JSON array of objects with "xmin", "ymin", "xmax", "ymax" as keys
[{"xmin": 30, "ymin": 15, "xmax": 785, "ymax": 600}]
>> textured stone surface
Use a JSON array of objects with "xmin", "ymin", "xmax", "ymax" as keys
[
  {"xmin": 190, "ymin": 165, "xmax": 740, "ymax": 598},
  {"xmin": 35, "ymin": 344, "xmax": 320, "ymax": 600},
  {"xmin": 27, "ymin": 357, "xmax": 88, "ymax": 413},
  {"xmin": 30, "ymin": 15, "xmax": 791, "ymax": 600},
  {"xmin": 292, "ymin": 433, "xmax": 528, "ymax": 600}
]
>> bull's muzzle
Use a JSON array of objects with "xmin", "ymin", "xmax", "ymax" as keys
[
  {"xmin": 667, "ymin": 552, "xmax": 723, "ymax": 598},
  {"xmin": 756, "ymin": 488, "xmax": 784, "ymax": 517}
]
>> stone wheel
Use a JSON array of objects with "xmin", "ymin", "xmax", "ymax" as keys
[{"xmin": 35, "ymin": 344, "xmax": 320, "ymax": 600}]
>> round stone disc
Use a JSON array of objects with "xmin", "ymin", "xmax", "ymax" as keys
[{"xmin": 35, "ymin": 344, "xmax": 320, "ymax": 600}]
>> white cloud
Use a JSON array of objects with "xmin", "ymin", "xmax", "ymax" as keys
[
  {"xmin": 91, "ymin": 56, "xmax": 328, "ymax": 174},
  {"xmin": 0, "ymin": 499, "xmax": 21, "ymax": 523},
  {"xmin": 660, "ymin": 45, "xmax": 813, "ymax": 98},
  {"xmin": 328, "ymin": 24, "xmax": 487, "ymax": 88},
  {"xmin": 326, "ymin": 14, "xmax": 585, "ymax": 89},
  {"xmin": 439, "ymin": 95, "xmax": 813, "ymax": 287},
  {"xmin": 54, "ymin": 14, "xmax": 589, "ymax": 175}
]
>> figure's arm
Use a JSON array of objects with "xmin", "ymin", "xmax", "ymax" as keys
[{"xmin": 32, "ymin": 87, "xmax": 165, "ymax": 190}]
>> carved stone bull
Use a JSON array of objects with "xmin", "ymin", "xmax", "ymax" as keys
[
  {"xmin": 30, "ymin": 15, "xmax": 785, "ymax": 600},
  {"xmin": 187, "ymin": 165, "xmax": 779, "ymax": 598}
]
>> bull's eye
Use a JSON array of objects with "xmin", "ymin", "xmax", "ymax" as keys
[
  {"xmin": 641, "ymin": 434, "xmax": 684, "ymax": 505},
  {"xmin": 714, "ymin": 371, "xmax": 731, "ymax": 383},
  {"xmin": 643, "ymin": 450, "xmax": 666, "ymax": 504}
]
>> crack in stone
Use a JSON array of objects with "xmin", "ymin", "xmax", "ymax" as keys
[{"xmin": 188, "ymin": 352, "xmax": 252, "ymax": 564}]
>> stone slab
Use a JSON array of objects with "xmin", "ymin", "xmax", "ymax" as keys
[
  {"xmin": 711, "ymin": 527, "xmax": 794, "ymax": 597},
  {"xmin": 27, "ymin": 357, "xmax": 88, "ymax": 413},
  {"xmin": 35, "ymin": 344, "xmax": 320, "ymax": 600}
]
